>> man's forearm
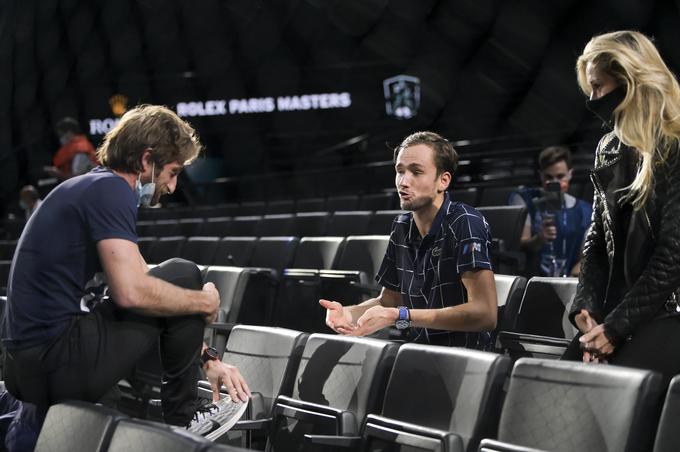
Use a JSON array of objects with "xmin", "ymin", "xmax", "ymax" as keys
[
  {"xmin": 346, "ymin": 297, "xmax": 382, "ymax": 322},
  {"xmin": 121, "ymin": 273, "xmax": 213, "ymax": 317},
  {"xmin": 409, "ymin": 302, "xmax": 497, "ymax": 332}
]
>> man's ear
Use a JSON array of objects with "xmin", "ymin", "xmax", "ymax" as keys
[
  {"xmin": 140, "ymin": 149, "xmax": 153, "ymax": 173},
  {"xmin": 438, "ymin": 171, "xmax": 452, "ymax": 193}
]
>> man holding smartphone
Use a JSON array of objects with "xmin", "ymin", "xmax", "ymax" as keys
[{"xmin": 510, "ymin": 146, "xmax": 593, "ymax": 277}]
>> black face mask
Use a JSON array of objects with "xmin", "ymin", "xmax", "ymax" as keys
[{"xmin": 585, "ymin": 85, "xmax": 627, "ymax": 129}]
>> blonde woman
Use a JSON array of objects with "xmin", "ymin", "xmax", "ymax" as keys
[{"xmin": 564, "ymin": 30, "xmax": 680, "ymax": 382}]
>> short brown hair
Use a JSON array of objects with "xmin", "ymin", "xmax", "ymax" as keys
[
  {"xmin": 538, "ymin": 145, "xmax": 572, "ymax": 171},
  {"xmin": 97, "ymin": 105, "xmax": 202, "ymax": 173},
  {"xmin": 394, "ymin": 131, "xmax": 459, "ymax": 177}
]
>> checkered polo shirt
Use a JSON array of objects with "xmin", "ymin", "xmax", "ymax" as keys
[{"xmin": 375, "ymin": 193, "xmax": 493, "ymax": 347}]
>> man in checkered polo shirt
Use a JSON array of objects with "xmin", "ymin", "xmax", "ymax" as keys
[{"xmin": 320, "ymin": 131, "xmax": 497, "ymax": 348}]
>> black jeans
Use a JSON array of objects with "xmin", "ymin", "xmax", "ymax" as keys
[{"xmin": 4, "ymin": 258, "xmax": 205, "ymax": 426}]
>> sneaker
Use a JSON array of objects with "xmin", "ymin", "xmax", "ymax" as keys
[{"xmin": 187, "ymin": 396, "xmax": 248, "ymax": 440}]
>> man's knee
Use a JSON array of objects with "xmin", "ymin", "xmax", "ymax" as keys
[{"xmin": 148, "ymin": 258, "xmax": 203, "ymax": 290}]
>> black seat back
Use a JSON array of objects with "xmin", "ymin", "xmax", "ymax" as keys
[
  {"xmin": 477, "ymin": 206, "xmax": 527, "ymax": 252},
  {"xmin": 268, "ymin": 334, "xmax": 399, "ymax": 452},
  {"xmin": 250, "ymin": 237, "xmax": 299, "ymax": 274},
  {"xmin": 214, "ymin": 237, "xmax": 257, "ymax": 266},
  {"xmin": 372, "ymin": 344, "xmax": 510, "ymax": 451},
  {"xmin": 291, "ymin": 237, "xmax": 344, "ymax": 270},
  {"xmin": 181, "ymin": 236, "xmax": 220, "ymax": 265},
  {"xmin": 494, "ymin": 358, "xmax": 663, "ymax": 452},
  {"xmin": 653, "ymin": 375, "xmax": 680, "ymax": 452},
  {"xmin": 513, "ymin": 277, "xmax": 578, "ymax": 338},
  {"xmin": 326, "ymin": 211, "xmax": 371, "ymax": 236}
]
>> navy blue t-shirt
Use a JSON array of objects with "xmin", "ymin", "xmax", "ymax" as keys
[{"xmin": 2, "ymin": 168, "xmax": 137, "ymax": 349}]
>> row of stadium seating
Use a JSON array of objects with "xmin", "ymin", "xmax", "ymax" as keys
[{"xmin": 36, "ymin": 323, "xmax": 678, "ymax": 452}]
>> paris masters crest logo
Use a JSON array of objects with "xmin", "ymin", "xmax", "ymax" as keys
[{"xmin": 383, "ymin": 75, "xmax": 421, "ymax": 119}]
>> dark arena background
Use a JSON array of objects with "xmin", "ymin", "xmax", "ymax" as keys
[{"xmin": 1, "ymin": 1, "xmax": 680, "ymax": 451}]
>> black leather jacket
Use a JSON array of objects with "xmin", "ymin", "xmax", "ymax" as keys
[{"xmin": 569, "ymin": 129, "xmax": 680, "ymax": 345}]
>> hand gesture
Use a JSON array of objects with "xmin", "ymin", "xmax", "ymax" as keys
[
  {"xmin": 351, "ymin": 306, "xmax": 398, "ymax": 337},
  {"xmin": 204, "ymin": 360, "xmax": 251, "ymax": 403},
  {"xmin": 579, "ymin": 323, "xmax": 615, "ymax": 363},
  {"xmin": 319, "ymin": 299, "xmax": 356, "ymax": 334}
]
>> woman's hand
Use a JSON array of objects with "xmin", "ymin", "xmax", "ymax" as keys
[
  {"xmin": 204, "ymin": 360, "xmax": 251, "ymax": 403},
  {"xmin": 574, "ymin": 309, "xmax": 597, "ymax": 334},
  {"xmin": 579, "ymin": 324, "xmax": 615, "ymax": 362}
]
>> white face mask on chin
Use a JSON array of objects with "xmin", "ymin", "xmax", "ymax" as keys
[{"xmin": 136, "ymin": 162, "xmax": 156, "ymax": 208}]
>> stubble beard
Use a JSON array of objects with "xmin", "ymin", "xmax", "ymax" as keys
[{"xmin": 400, "ymin": 195, "xmax": 434, "ymax": 212}]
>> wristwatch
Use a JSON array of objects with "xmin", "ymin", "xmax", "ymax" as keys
[
  {"xmin": 201, "ymin": 346, "xmax": 220, "ymax": 366},
  {"xmin": 395, "ymin": 306, "xmax": 411, "ymax": 330}
]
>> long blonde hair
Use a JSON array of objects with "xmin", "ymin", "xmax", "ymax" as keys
[{"xmin": 576, "ymin": 30, "xmax": 680, "ymax": 208}]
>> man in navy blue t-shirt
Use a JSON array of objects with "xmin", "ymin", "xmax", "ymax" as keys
[
  {"xmin": 320, "ymin": 131, "xmax": 498, "ymax": 345},
  {"xmin": 1, "ymin": 106, "xmax": 250, "ymax": 440}
]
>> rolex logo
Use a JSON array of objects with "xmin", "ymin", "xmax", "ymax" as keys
[{"xmin": 109, "ymin": 94, "xmax": 128, "ymax": 117}]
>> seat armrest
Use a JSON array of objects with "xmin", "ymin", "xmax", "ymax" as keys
[
  {"xmin": 303, "ymin": 434, "xmax": 361, "ymax": 448},
  {"xmin": 231, "ymin": 418, "xmax": 272, "ymax": 431},
  {"xmin": 205, "ymin": 322, "xmax": 236, "ymax": 333},
  {"xmin": 478, "ymin": 438, "xmax": 549, "ymax": 452}
]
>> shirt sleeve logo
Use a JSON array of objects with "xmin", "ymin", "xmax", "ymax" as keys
[{"xmin": 462, "ymin": 242, "xmax": 482, "ymax": 255}]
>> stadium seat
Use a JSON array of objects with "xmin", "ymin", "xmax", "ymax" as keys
[
  {"xmin": 178, "ymin": 218, "xmax": 205, "ymax": 236},
  {"xmin": 181, "ymin": 236, "xmax": 220, "ymax": 265},
  {"xmin": 145, "ymin": 236, "xmax": 186, "ymax": 264},
  {"xmin": 275, "ymin": 238, "xmax": 343, "ymax": 332},
  {"xmin": 201, "ymin": 217, "xmax": 232, "ymax": 237},
  {"xmin": 653, "ymin": 375, "xmax": 680, "ymax": 452},
  {"xmin": 478, "ymin": 358, "xmax": 664, "ymax": 452},
  {"xmin": 154, "ymin": 219, "xmax": 181, "ymax": 237},
  {"xmin": 326, "ymin": 211, "xmax": 372, "ymax": 236},
  {"xmin": 319, "ymin": 235, "xmax": 389, "ymax": 306},
  {"xmin": 214, "ymin": 237, "xmax": 257, "ymax": 267},
  {"xmin": 107, "ymin": 419, "xmax": 206, "ymax": 452},
  {"xmin": 230, "ymin": 216, "xmax": 262, "ymax": 237},
  {"xmin": 292, "ymin": 212, "xmax": 329, "ymax": 237},
  {"xmin": 358, "ymin": 192, "xmax": 396, "ymax": 211},
  {"xmin": 290, "ymin": 237, "xmax": 344, "ymax": 270},
  {"xmin": 255, "ymin": 214, "xmax": 295, "ymax": 237},
  {"xmin": 493, "ymin": 274, "xmax": 527, "ymax": 339},
  {"xmin": 250, "ymin": 237, "xmax": 300, "ymax": 274},
  {"xmin": 451, "ymin": 187, "xmax": 479, "ymax": 206},
  {"xmin": 496, "ymin": 277, "xmax": 578, "ymax": 360},
  {"xmin": 238, "ymin": 201, "xmax": 266, "ymax": 216},
  {"xmin": 367, "ymin": 210, "xmax": 401, "ymax": 235},
  {"xmin": 136, "ymin": 220, "xmax": 156, "ymax": 237},
  {"xmin": 198, "ymin": 325, "xmax": 308, "ymax": 446},
  {"xmin": 308, "ymin": 344, "xmax": 510, "ymax": 452},
  {"xmin": 478, "ymin": 186, "xmax": 518, "ymax": 207},
  {"xmin": 266, "ymin": 199, "xmax": 295, "ymax": 215},
  {"xmin": 295, "ymin": 198, "xmax": 326, "ymax": 213},
  {"xmin": 252, "ymin": 334, "xmax": 399, "ymax": 452},
  {"xmin": 477, "ymin": 205, "xmax": 527, "ymax": 274},
  {"xmin": 326, "ymin": 195, "xmax": 359, "ymax": 212},
  {"xmin": 35, "ymin": 401, "xmax": 124, "ymax": 452}
]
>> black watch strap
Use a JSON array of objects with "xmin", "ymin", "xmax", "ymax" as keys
[{"xmin": 201, "ymin": 346, "xmax": 220, "ymax": 366}]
